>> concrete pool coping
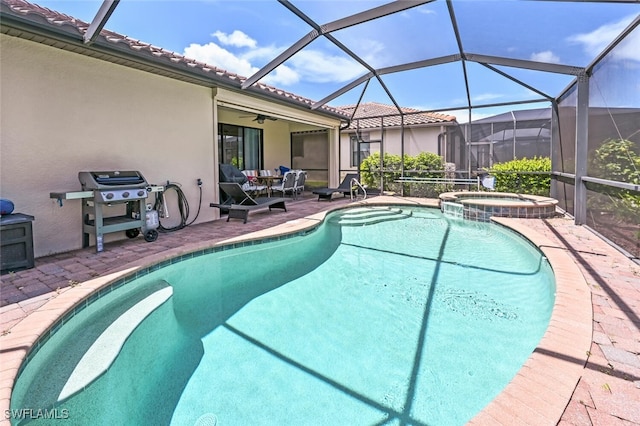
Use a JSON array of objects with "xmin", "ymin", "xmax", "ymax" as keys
[
  {"xmin": 439, "ymin": 192, "xmax": 559, "ymax": 205},
  {"xmin": 0, "ymin": 196, "xmax": 596, "ymax": 424}
]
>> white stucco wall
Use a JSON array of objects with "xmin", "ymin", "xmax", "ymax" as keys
[
  {"xmin": 339, "ymin": 126, "xmax": 445, "ymax": 171},
  {"xmin": 0, "ymin": 35, "xmax": 217, "ymax": 257}
]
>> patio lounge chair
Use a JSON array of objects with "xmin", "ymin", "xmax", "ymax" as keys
[
  {"xmin": 219, "ymin": 163, "xmax": 266, "ymax": 196},
  {"xmin": 211, "ymin": 182, "xmax": 287, "ymax": 223},
  {"xmin": 312, "ymin": 173, "xmax": 360, "ymax": 201}
]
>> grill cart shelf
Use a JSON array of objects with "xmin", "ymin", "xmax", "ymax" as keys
[{"xmin": 81, "ymin": 199, "xmax": 148, "ymax": 252}]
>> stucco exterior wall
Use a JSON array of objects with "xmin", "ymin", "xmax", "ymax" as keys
[
  {"xmin": 0, "ymin": 34, "xmax": 217, "ymax": 257},
  {"xmin": 339, "ymin": 126, "xmax": 445, "ymax": 171}
]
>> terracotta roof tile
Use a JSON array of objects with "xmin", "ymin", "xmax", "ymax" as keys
[{"xmin": 340, "ymin": 102, "xmax": 457, "ymax": 130}]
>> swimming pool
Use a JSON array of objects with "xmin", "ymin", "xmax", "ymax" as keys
[{"xmin": 10, "ymin": 205, "xmax": 555, "ymax": 425}]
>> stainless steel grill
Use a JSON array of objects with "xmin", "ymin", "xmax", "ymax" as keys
[
  {"xmin": 51, "ymin": 171, "xmax": 162, "ymax": 252},
  {"xmin": 79, "ymin": 171, "xmax": 149, "ymax": 203}
]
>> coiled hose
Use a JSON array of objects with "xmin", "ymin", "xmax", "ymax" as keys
[{"xmin": 153, "ymin": 182, "xmax": 202, "ymax": 232}]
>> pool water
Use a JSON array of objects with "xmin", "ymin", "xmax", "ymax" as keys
[{"xmin": 12, "ymin": 206, "xmax": 555, "ymax": 425}]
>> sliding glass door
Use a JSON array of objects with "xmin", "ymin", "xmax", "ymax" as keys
[{"xmin": 218, "ymin": 123, "xmax": 263, "ymax": 170}]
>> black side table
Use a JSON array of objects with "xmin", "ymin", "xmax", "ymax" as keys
[{"xmin": 1, "ymin": 213, "xmax": 35, "ymax": 273}]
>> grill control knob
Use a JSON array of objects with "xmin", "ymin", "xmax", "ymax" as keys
[
  {"xmin": 122, "ymin": 192, "xmax": 129, "ymax": 198},
  {"xmin": 105, "ymin": 193, "xmax": 114, "ymax": 200},
  {"xmin": 137, "ymin": 190, "xmax": 145, "ymax": 197}
]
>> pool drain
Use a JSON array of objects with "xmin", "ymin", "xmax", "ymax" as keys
[{"xmin": 195, "ymin": 413, "xmax": 217, "ymax": 426}]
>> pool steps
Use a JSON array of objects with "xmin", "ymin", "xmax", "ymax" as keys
[
  {"xmin": 58, "ymin": 281, "xmax": 173, "ymax": 401},
  {"xmin": 330, "ymin": 206, "xmax": 412, "ymax": 226}
]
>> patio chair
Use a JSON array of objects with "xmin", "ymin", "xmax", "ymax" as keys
[
  {"xmin": 270, "ymin": 171, "xmax": 297, "ymax": 198},
  {"xmin": 218, "ymin": 164, "xmax": 266, "ymax": 199},
  {"xmin": 211, "ymin": 182, "xmax": 287, "ymax": 223},
  {"xmin": 312, "ymin": 173, "xmax": 359, "ymax": 201},
  {"xmin": 293, "ymin": 170, "xmax": 307, "ymax": 198}
]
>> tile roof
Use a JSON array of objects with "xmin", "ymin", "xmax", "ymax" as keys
[
  {"xmin": 340, "ymin": 102, "xmax": 457, "ymax": 130},
  {"xmin": 0, "ymin": 0, "xmax": 349, "ymax": 119}
]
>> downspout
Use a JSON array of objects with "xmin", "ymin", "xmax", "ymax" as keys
[{"xmin": 438, "ymin": 125, "xmax": 445, "ymax": 159}]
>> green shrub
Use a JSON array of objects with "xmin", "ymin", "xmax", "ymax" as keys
[
  {"xmin": 412, "ymin": 152, "xmax": 444, "ymax": 176},
  {"xmin": 591, "ymin": 138, "xmax": 640, "ymax": 183},
  {"xmin": 590, "ymin": 138, "xmax": 640, "ymax": 222},
  {"xmin": 359, "ymin": 152, "xmax": 444, "ymax": 195},
  {"xmin": 491, "ymin": 157, "xmax": 551, "ymax": 195},
  {"xmin": 407, "ymin": 152, "xmax": 445, "ymax": 196},
  {"xmin": 359, "ymin": 152, "xmax": 404, "ymax": 190}
]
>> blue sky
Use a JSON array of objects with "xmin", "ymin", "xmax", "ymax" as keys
[{"xmin": 33, "ymin": 0, "xmax": 639, "ymax": 122}]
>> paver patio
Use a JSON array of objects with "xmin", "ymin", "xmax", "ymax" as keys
[{"xmin": 1, "ymin": 192, "xmax": 638, "ymax": 425}]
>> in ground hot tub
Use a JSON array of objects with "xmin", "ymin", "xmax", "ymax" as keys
[{"xmin": 439, "ymin": 191, "xmax": 559, "ymax": 221}]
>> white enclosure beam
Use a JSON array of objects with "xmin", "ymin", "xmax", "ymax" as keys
[
  {"xmin": 465, "ymin": 53, "xmax": 585, "ymax": 76},
  {"xmin": 84, "ymin": 0, "xmax": 119, "ymax": 44}
]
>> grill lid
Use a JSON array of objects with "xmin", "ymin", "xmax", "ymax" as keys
[{"xmin": 79, "ymin": 171, "xmax": 147, "ymax": 190}]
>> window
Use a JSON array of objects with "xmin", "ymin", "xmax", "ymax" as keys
[
  {"xmin": 218, "ymin": 124, "xmax": 263, "ymax": 170},
  {"xmin": 350, "ymin": 133, "xmax": 370, "ymax": 167}
]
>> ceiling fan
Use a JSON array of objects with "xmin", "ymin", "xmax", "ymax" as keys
[{"xmin": 239, "ymin": 114, "xmax": 278, "ymax": 124}]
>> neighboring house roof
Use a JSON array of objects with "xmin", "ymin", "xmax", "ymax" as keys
[
  {"xmin": 339, "ymin": 102, "xmax": 457, "ymax": 130},
  {"xmin": 0, "ymin": 0, "xmax": 349, "ymax": 120}
]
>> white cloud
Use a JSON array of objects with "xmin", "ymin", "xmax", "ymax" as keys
[
  {"xmin": 290, "ymin": 50, "xmax": 364, "ymax": 84},
  {"xmin": 212, "ymin": 30, "xmax": 256, "ymax": 49},
  {"xmin": 418, "ymin": 8, "xmax": 436, "ymax": 15},
  {"xmin": 567, "ymin": 14, "xmax": 639, "ymax": 61},
  {"xmin": 183, "ymin": 30, "xmax": 365, "ymax": 89},
  {"xmin": 263, "ymin": 65, "xmax": 299, "ymax": 86},
  {"xmin": 472, "ymin": 93, "xmax": 503, "ymax": 102},
  {"xmin": 357, "ymin": 39, "xmax": 386, "ymax": 65},
  {"xmin": 401, "ymin": 5, "xmax": 436, "ymax": 17},
  {"xmin": 183, "ymin": 42, "xmax": 257, "ymax": 77},
  {"xmin": 614, "ymin": 29, "xmax": 640, "ymax": 62},
  {"xmin": 242, "ymin": 45, "xmax": 282, "ymax": 63},
  {"xmin": 530, "ymin": 50, "xmax": 561, "ymax": 64}
]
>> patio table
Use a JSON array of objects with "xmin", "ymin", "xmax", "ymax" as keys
[{"xmin": 255, "ymin": 175, "xmax": 283, "ymax": 197}]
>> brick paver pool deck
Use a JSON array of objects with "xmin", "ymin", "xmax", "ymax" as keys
[{"xmin": 1, "ymin": 192, "xmax": 638, "ymax": 425}]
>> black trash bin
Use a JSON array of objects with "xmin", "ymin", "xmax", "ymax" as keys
[{"xmin": 1, "ymin": 213, "xmax": 35, "ymax": 273}]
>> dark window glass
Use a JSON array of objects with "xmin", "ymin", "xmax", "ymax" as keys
[{"xmin": 218, "ymin": 124, "xmax": 263, "ymax": 170}]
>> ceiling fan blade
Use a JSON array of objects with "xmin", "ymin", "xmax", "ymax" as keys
[{"xmin": 238, "ymin": 114, "xmax": 278, "ymax": 122}]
